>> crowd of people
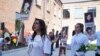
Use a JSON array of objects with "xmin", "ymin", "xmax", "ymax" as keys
[
  {"xmin": 0, "ymin": 26, "xmax": 26, "ymax": 56},
  {"xmin": 27, "ymin": 18, "xmax": 100, "ymax": 56},
  {"xmin": 26, "ymin": 18, "xmax": 68, "ymax": 56},
  {"xmin": 0, "ymin": 18, "xmax": 100, "ymax": 56},
  {"xmin": 70, "ymin": 23, "xmax": 100, "ymax": 56}
]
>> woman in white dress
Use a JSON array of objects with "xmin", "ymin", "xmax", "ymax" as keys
[
  {"xmin": 86, "ymin": 27, "xmax": 100, "ymax": 56},
  {"xmin": 70, "ymin": 23, "xmax": 88, "ymax": 56},
  {"xmin": 27, "ymin": 18, "xmax": 51, "ymax": 56}
]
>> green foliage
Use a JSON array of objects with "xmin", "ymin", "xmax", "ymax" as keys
[
  {"xmin": 97, "ymin": 46, "xmax": 100, "ymax": 50},
  {"xmin": 88, "ymin": 44, "xmax": 96, "ymax": 51},
  {"xmin": 15, "ymin": 20, "xmax": 21, "ymax": 31},
  {"xmin": 77, "ymin": 45, "xmax": 87, "ymax": 52}
]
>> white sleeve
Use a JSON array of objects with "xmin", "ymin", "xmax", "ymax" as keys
[
  {"xmin": 84, "ymin": 36, "xmax": 89, "ymax": 46},
  {"xmin": 27, "ymin": 41, "xmax": 33, "ymax": 51},
  {"xmin": 94, "ymin": 32, "xmax": 97, "ymax": 39},
  {"xmin": 4, "ymin": 32, "xmax": 10, "ymax": 38},
  {"xmin": 44, "ymin": 36, "xmax": 51, "ymax": 54}
]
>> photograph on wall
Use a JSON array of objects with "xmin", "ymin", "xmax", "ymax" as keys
[
  {"xmin": 85, "ymin": 12, "xmax": 94, "ymax": 23},
  {"xmin": 21, "ymin": 0, "xmax": 33, "ymax": 14}
]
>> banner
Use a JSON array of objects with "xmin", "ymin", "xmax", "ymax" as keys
[
  {"xmin": 20, "ymin": 0, "xmax": 33, "ymax": 20},
  {"xmin": 62, "ymin": 26, "xmax": 68, "ymax": 35},
  {"xmin": 85, "ymin": 12, "xmax": 95, "ymax": 33}
]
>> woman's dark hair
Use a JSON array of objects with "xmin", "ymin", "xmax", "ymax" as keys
[
  {"xmin": 31, "ymin": 18, "xmax": 47, "ymax": 40},
  {"xmin": 86, "ymin": 27, "xmax": 92, "ymax": 32},
  {"xmin": 5, "ymin": 37, "xmax": 10, "ymax": 42},
  {"xmin": 77, "ymin": 23, "xmax": 84, "ymax": 33},
  {"xmin": 72, "ymin": 30, "xmax": 75, "ymax": 36}
]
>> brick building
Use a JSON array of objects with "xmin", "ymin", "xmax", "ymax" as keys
[{"xmin": 0, "ymin": 0, "xmax": 62, "ymax": 33}]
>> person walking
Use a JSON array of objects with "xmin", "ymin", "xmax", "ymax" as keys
[
  {"xmin": 87, "ymin": 29, "xmax": 100, "ymax": 56},
  {"xmin": 49, "ymin": 32, "xmax": 55, "ymax": 56},
  {"xmin": 70, "ymin": 23, "xmax": 88, "ymax": 56},
  {"xmin": 27, "ymin": 18, "xmax": 51, "ymax": 56},
  {"xmin": 55, "ymin": 31, "xmax": 59, "ymax": 48}
]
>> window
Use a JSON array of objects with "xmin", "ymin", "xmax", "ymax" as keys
[
  {"xmin": 74, "ymin": 8, "xmax": 84, "ymax": 19},
  {"xmin": 0, "ymin": 22, "xmax": 5, "ymax": 30},
  {"xmin": 54, "ymin": 4, "xmax": 57, "ymax": 16},
  {"xmin": 35, "ymin": 0, "xmax": 42, "ymax": 8},
  {"xmin": 58, "ymin": 8, "xmax": 62, "ymax": 18},
  {"xmin": 46, "ymin": 0, "xmax": 50, "ymax": 13},
  {"xmin": 63, "ymin": 9, "xmax": 70, "ymax": 19},
  {"xmin": 88, "ymin": 7, "xmax": 96, "ymax": 17}
]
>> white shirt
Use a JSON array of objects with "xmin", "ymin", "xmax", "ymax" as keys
[
  {"xmin": 70, "ymin": 33, "xmax": 88, "ymax": 56},
  {"xmin": 4, "ymin": 32, "xmax": 10, "ymax": 38},
  {"xmin": 95, "ymin": 31, "xmax": 100, "ymax": 46},
  {"xmin": 60, "ymin": 37, "xmax": 67, "ymax": 47},
  {"xmin": 28, "ymin": 35, "xmax": 51, "ymax": 56},
  {"xmin": 0, "ymin": 38, "xmax": 3, "ymax": 46}
]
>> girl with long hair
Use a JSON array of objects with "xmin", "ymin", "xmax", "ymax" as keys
[{"xmin": 28, "ymin": 18, "xmax": 51, "ymax": 56}]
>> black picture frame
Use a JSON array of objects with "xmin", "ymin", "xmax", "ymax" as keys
[
  {"xmin": 21, "ymin": 0, "xmax": 32, "ymax": 14},
  {"xmin": 85, "ymin": 12, "xmax": 94, "ymax": 23}
]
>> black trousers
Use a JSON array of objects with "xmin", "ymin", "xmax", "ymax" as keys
[
  {"xmin": 51, "ymin": 43, "xmax": 54, "ymax": 56},
  {"xmin": 56, "ymin": 39, "xmax": 59, "ymax": 48},
  {"xmin": 95, "ymin": 53, "xmax": 100, "ymax": 56}
]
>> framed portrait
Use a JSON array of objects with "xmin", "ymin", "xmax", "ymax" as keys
[
  {"xmin": 62, "ymin": 26, "xmax": 69, "ymax": 35},
  {"xmin": 21, "ymin": 0, "xmax": 33, "ymax": 14},
  {"xmin": 85, "ymin": 12, "xmax": 94, "ymax": 23}
]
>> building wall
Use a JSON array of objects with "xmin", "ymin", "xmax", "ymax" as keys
[
  {"xmin": 0, "ymin": 0, "xmax": 62, "ymax": 33},
  {"xmin": 0, "ymin": 0, "xmax": 23, "ymax": 32},
  {"xmin": 49, "ymin": 0, "xmax": 62, "ymax": 33},
  {"xmin": 24, "ymin": 0, "xmax": 63, "ymax": 33},
  {"xmin": 62, "ymin": 0, "xmax": 100, "ymax": 44}
]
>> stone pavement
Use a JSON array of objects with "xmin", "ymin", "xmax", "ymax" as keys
[
  {"xmin": 52, "ymin": 48, "xmax": 95, "ymax": 56},
  {"xmin": 2, "ymin": 47, "xmax": 95, "ymax": 56}
]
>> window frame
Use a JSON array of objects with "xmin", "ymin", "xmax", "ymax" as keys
[{"xmin": 63, "ymin": 9, "xmax": 70, "ymax": 19}]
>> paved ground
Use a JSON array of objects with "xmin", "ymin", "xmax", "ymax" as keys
[
  {"xmin": 52, "ymin": 48, "xmax": 95, "ymax": 56},
  {"xmin": 2, "ymin": 47, "xmax": 95, "ymax": 56}
]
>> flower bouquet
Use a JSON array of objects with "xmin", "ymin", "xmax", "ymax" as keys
[{"xmin": 76, "ymin": 45, "xmax": 88, "ymax": 56}]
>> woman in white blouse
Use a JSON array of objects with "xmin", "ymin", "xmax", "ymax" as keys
[
  {"xmin": 86, "ymin": 27, "xmax": 100, "ymax": 56},
  {"xmin": 27, "ymin": 18, "xmax": 51, "ymax": 56},
  {"xmin": 70, "ymin": 23, "xmax": 88, "ymax": 56}
]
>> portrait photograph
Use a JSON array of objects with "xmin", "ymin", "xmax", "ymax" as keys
[{"xmin": 85, "ymin": 12, "xmax": 94, "ymax": 23}]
